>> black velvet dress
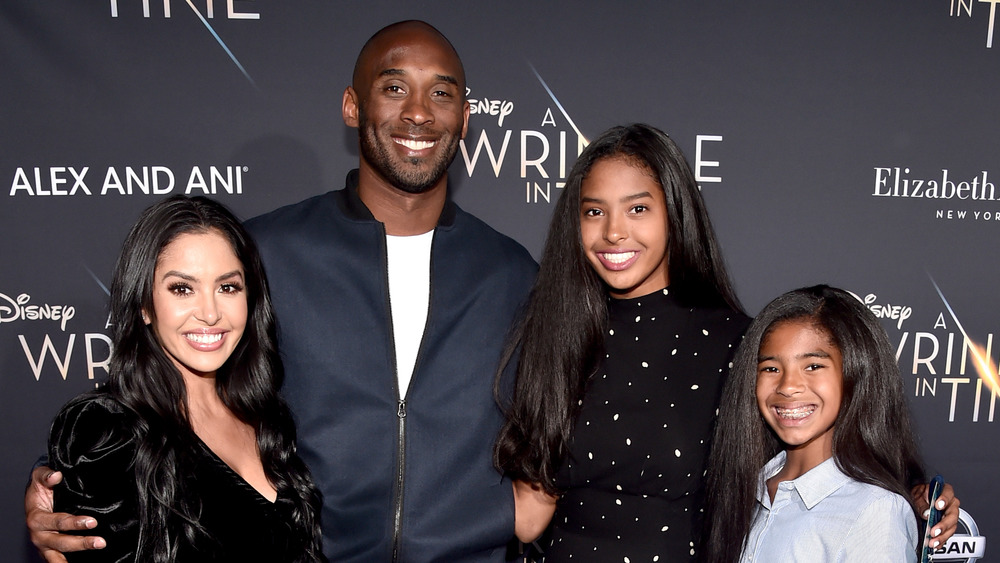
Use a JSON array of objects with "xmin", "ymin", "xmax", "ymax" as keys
[
  {"xmin": 49, "ymin": 392, "xmax": 305, "ymax": 562},
  {"xmin": 542, "ymin": 288, "xmax": 749, "ymax": 562}
]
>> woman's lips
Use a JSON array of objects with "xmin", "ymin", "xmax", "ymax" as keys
[{"xmin": 184, "ymin": 330, "xmax": 227, "ymax": 351}]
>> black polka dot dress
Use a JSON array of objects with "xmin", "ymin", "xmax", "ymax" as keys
[{"xmin": 542, "ymin": 288, "xmax": 749, "ymax": 563}]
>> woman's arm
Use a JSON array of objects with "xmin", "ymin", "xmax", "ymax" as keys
[
  {"xmin": 47, "ymin": 394, "xmax": 140, "ymax": 562},
  {"xmin": 512, "ymin": 480, "xmax": 558, "ymax": 543}
]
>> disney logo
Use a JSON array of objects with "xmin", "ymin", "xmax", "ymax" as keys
[
  {"xmin": 467, "ymin": 88, "xmax": 514, "ymax": 127},
  {"xmin": 862, "ymin": 293, "xmax": 912, "ymax": 330},
  {"xmin": 0, "ymin": 292, "xmax": 76, "ymax": 332}
]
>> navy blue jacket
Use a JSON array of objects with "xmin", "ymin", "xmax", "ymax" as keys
[{"xmin": 246, "ymin": 171, "xmax": 537, "ymax": 562}]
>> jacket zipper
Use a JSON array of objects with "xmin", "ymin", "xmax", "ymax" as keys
[
  {"xmin": 391, "ymin": 398, "xmax": 406, "ymax": 562},
  {"xmin": 387, "ymin": 227, "xmax": 435, "ymax": 563},
  {"xmin": 381, "ymin": 226, "xmax": 407, "ymax": 563}
]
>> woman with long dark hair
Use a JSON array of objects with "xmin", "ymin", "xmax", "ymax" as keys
[
  {"xmin": 494, "ymin": 123, "xmax": 749, "ymax": 561},
  {"xmin": 702, "ymin": 285, "xmax": 924, "ymax": 562},
  {"xmin": 47, "ymin": 195, "xmax": 324, "ymax": 562}
]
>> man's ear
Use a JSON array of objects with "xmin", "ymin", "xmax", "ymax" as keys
[
  {"xmin": 460, "ymin": 99, "xmax": 470, "ymax": 139},
  {"xmin": 343, "ymin": 87, "xmax": 360, "ymax": 128}
]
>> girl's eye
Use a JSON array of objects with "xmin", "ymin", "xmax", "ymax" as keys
[
  {"xmin": 631, "ymin": 204, "xmax": 648, "ymax": 214},
  {"xmin": 805, "ymin": 363, "xmax": 824, "ymax": 371},
  {"xmin": 583, "ymin": 208, "xmax": 603, "ymax": 217},
  {"xmin": 759, "ymin": 365, "xmax": 778, "ymax": 373}
]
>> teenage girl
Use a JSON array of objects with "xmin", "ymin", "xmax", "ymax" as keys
[{"xmin": 495, "ymin": 123, "xmax": 749, "ymax": 561}]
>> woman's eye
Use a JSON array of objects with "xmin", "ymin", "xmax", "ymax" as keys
[
  {"xmin": 167, "ymin": 283, "xmax": 192, "ymax": 295},
  {"xmin": 220, "ymin": 283, "xmax": 243, "ymax": 294}
]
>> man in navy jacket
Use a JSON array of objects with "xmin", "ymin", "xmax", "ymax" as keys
[
  {"xmin": 243, "ymin": 20, "xmax": 537, "ymax": 562},
  {"xmin": 26, "ymin": 20, "xmax": 536, "ymax": 563}
]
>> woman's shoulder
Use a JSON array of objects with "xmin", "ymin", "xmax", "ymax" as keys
[
  {"xmin": 52, "ymin": 391, "xmax": 131, "ymax": 433},
  {"xmin": 49, "ymin": 391, "xmax": 138, "ymax": 473},
  {"xmin": 689, "ymin": 302, "xmax": 751, "ymax": 345}
]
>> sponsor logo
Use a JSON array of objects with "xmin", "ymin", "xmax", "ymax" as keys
[
  {"xmin": 873, "ymin": 168, "xmax": 997, "ymax": 201},
  {"xmin": 460, "ymin": 68, "xmax": 725, "ymax": 204},
  {"xmin": 8, "ymin": 165, "xmax": 249, "ymax": 197},
  {"xmin": 933, "ymin": 508, "xmax": 987, "ymax": 562},
  {"xmin": 950, "ymin": 0, "xmax": 1000, "ymax": 48},
  {"xmin": 459, "ymin": 76, "xmax": 585, "ymax": 204},
  {"xmin": 468, "ymin": 89, "xmax": 514, "ymax": 128},
  {"xmin": 109, "ymin": 0, "xmax": 259, "ymax": 20},
  {"xmin": 853, "ymin": 292, "xmax": 913, "ymax": 330},
  {"xmin": 2, "ymin": 290, "xmax": 111, "ymax": 382},
  {"xmin": 872, "ymin": 167, "xmax": 1000, "ymax": 223},
  {"xmin": 874, "ymin": 279, "xmax": 1000, "ymax": 423},
  {"xmin": 108, "ymin": 1, "xmax": 260, "ymax": 88},
  {"xmin": 0, "ymin": 292, "xmax": 76, "ymax": 332}
]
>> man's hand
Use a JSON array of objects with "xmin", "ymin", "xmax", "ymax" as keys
[
  {"xmin": 25, "ymin": 466, "xmax": 106, "ymax": 563},
  {"xmin": 911, "ymin": 482, "xmax": 960, "ymax": 549},
  {"xmin": 512, "ymin": 480, "xmax": 558, "ymax": 544}
]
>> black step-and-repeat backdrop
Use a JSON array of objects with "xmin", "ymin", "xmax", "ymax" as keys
[{"xmin": 2, "ymin": 2, "xmax": 996, "ymax": 561}]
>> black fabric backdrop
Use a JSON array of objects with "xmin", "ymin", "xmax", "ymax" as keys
[{"xmin": 1, "ymin": 2, "xmax": 995, "ymax": 561}]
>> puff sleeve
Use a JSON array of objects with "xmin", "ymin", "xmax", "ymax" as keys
[{"xmin": 48, "ymin": 393, "xmax": 140, "ymax": 563}]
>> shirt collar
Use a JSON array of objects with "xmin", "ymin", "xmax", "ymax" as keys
[
  {"xmin": 757, "ymin": 451, "xmax": 854, "ymax": 510},
  {"xmin": 338, "ymin": 169, "xmax": 457, "ymax": 228}
]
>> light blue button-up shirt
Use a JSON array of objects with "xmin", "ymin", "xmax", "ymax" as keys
[{"xmin": 740, "ymin": 451, "xmax": 918, "ymax": 562}]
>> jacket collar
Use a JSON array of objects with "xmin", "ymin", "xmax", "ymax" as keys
[{"xmin": 336, "ymin": 169, "xmax": 457, "ymax": 228}]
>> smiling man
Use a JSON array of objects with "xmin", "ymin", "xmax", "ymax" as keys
[
  {"xmin": 244, "ymin": 21, "xmax": 538, "ymax": 562},
  {"xmin": 26, "ymin": 20, "xmax": 537, "ymax": 563}
]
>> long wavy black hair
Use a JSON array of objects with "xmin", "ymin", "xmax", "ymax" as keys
[
  {"xmin": 701, "ymin": 285, "xmax": 923, "ymax": 563},
  {"xmin": 494, "ymin": 123, "xmax": 743, "ymax": 493},
  {"xmin": 106, "ymin": 195, "xmax": 323, "ymax": 562}
]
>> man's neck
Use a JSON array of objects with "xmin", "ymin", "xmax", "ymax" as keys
[{"xmin": 356, "ymin": 165, "xmax": 446, "ymax": 236}]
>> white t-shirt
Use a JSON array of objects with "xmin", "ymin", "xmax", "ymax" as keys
[{"xmin": 385, "ymin": 230, "xmax": 433, "ymax": 396}]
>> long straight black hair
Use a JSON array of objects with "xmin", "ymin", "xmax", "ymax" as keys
[
  {"xmin": 494, "ymin": 123, "xmax": 743, "ymax": 493},
  {"xmin": 702, "ymin": 285, "xmax": 923, "ymax": 563},
  {"xmin": 106, "ymin": 195, "xmax": 323, "ymax": 562}
]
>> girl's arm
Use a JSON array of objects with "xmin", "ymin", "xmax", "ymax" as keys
[
  {"xmin": 512, "ymin": 480, "xmax": 558, "ymax": 543},
  {"xmin": 911, "ymin": 482, "xmax": 960, "ymax": 545}
]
